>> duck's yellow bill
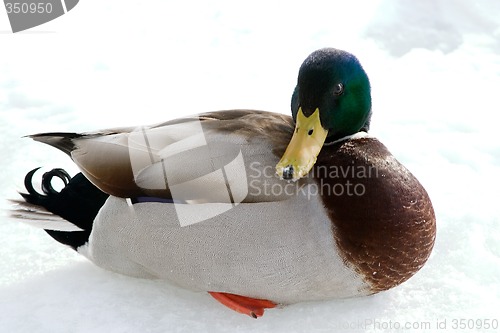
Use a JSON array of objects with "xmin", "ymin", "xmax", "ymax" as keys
[{"xmin": 276, "ymin": 108, "xmax": 328, "ymax": 181}]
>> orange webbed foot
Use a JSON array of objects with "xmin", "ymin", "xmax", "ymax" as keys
[{"xmin": 208, "ymin": 291, "xmax": 277, "ymax": 318}]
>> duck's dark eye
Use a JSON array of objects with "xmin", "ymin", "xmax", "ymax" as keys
[{"xmin": 333, "ymin": 83, "xmax": 344, "ymax": 96}]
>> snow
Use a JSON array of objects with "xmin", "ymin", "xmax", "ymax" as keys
[{"xmin": 1, "ymin": 0, "xmax": 499, "ymax": 332}]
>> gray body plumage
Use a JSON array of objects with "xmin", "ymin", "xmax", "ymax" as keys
[{"xmin": 79, "ymin": 194, "xmax": 370, "ymax": 304}]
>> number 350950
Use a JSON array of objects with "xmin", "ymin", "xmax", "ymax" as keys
[{"xmin": 5, "ymin": 2, "xmax": 53, "ymax": 14}]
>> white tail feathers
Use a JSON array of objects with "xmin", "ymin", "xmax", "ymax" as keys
[{"xmin": 8, "ymin": 199, "xmax": 83, "ymax": 232}]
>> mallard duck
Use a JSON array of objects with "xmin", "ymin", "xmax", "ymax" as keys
[{"xmin": 12, "ymin": 48, "xmax": 436, "ymax": 318}]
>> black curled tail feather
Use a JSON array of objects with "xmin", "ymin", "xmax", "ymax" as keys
[{"xmin": 21, "ymin": 168, "xmax": 109, "ymax": 250}]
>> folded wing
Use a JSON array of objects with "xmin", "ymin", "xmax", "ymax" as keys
[{"xmin": 30, "ymin": 110, "xmax": 300, "ymax": 203}]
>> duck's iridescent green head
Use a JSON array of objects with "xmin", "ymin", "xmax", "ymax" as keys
[
  {"xmin": 292, "ymin": 48, "xmax": 372, "ymax": 140},
  {"xmin": 276, "ymin": 48, "xmax": 372, "ymax": 181}
]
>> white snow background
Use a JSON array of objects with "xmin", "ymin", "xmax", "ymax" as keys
[{"xmin": 1, "ymin": 1, "xmax": 500, "ymax": 332}]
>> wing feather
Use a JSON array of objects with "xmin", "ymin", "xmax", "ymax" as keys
[{"xmin": 29, "ymin": 110, "xmax": 298, "ymax": 202}]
